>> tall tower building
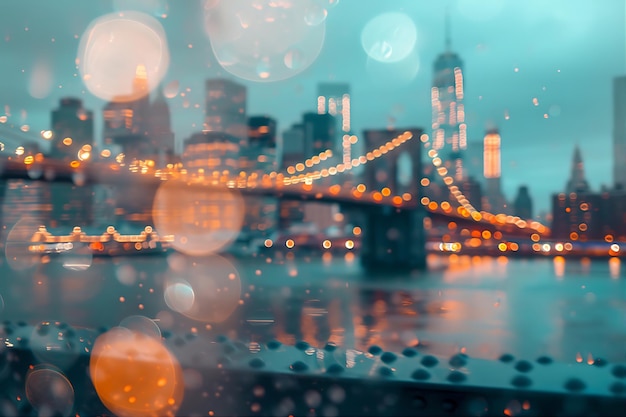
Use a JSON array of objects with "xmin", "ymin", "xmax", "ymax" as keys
[
  {"xmin": 317, "ymin": 83, "xmax": 351, "ymax": 163},
  {"xmin": 431, "ymin": 13, "xmax": 467, "ymax": 180},
  {"xmin": 50, "ymin": 98, "xmax": 94, "ymax": 159},
  {"xmin": 302, "ymin": 112, "xmax": 337, "ymax": 158},
  {"xmin": 103, "ymin": 65, "xmax": 151, "ymax": 149},
  {"xmin": 147, "ymin": 86, "xmax": 175, "ymax": 163},
  {"xmin": 483, "ymin": 129, "xmax": 507, "ymax": 212},
  {"xmin": 513, "ymin": 185, "xmax": 533, "ymax": 219},
  {"xmin": 204, "ymin": 78, "xmax": 247, "ymax": 146},
  {"xmin": 613, "ymin": 76, "xmax": 626, "ymax": 189},
  {"xmin": 565, "ymin": 145, "xmax": 590, "ymax": 194}
]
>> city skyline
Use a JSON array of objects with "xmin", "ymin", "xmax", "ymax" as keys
[{"xmin": 0, "ymin": 0, "xmax": 624, "ymax": 213}]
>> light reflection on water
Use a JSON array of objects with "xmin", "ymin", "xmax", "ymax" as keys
[{"xmin": 0, "ymin": 251, "xmax": 624, "ymax": 364}]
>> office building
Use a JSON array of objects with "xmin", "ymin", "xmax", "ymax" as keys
[
  {"xmin": 482, "ymin": 129, "xmax": 507, "ymax": 212},
  {"xmin": 204, "ymin": 78, "xmax": 247, "ymax": 145},
  {"xmin": 182, "ymin": 131, "xmax": 240, "ymax": 174},
  {"xmin": 318, "ymin": 83, "xmax": 351, "ymax": 163},
  {"xmin": 431, "ymin": 14, "xmax": 467, "ymax": 180},
  {"xmin": 50, "ymin": 98, "xmax": 94, "ymax": 160},
  {"xmin": 513, "ymin": 185, "xmax": 533, "ymax": 220},
  {"xmin": 102, "ymin": 65, "xmax": 151, "ymax": 151},
  {"xmin": 302, "ymin": 112, "xmax": 337, "ymax": 158},
  {"xmin": 565, "ymin": 146, "xmax": 590, "ymax": 194},
  {"xmin": 146, "ymin": 86, "xmax": 175, "ymax": 165},
  {"xmin": 613, "ymin": 76, "xmax": 626, "ymax": 189}
]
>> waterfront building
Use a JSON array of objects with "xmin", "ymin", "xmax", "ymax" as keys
[
  {"xmin": 279, "ymin": 124, "xmax": 306, "ymax": 230},
  {"xmin": 182, "ymin": 131, "xmax": 240, "ymax": 175},
  {"xmin": 50, "ymin": 98, "xmax": 94, "ymax": 160},
  {"xmin": 551, "ymin": 192, "xmax": 604, "ymax": 241},
  {"xmin": 239, "ymin": 116, "xmax": 279, "ymax": 244}
]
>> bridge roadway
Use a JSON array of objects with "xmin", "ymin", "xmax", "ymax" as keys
[
  {"xmin": 0, "ymin": 158, "xmax": 545, "ymax": 269},
  {"xmin": 0, "ymin": 158, "xmax": 543, "ymax": 234}
]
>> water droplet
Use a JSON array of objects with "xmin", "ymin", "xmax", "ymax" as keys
[
  {"xmin": 284, "ymin": 48, "xmax": 304, "ymax": 70},
  {"xmin": 370, "ymin": 41, "xmax": 393, "ymax": 61},
  {"xmin": 163, "ymin": 80, "xmax": 179, "ymax": 98},
  {"xmin": 304, "ymin": 5, "xmax": 327, "ymax": 26},
  {"xmin": 25, "ymin": 367, "xmax": 74, "ymax": 417},
  {"xmin": 119, "ymin": 315, "xmax": 162, "ymax": 339}
]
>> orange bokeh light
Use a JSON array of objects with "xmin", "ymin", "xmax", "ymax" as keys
[{"xmin": 90, "ymin": 328, "xmax": 183, "ymax": 417}]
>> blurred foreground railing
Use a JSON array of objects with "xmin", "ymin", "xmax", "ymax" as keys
[{"xmin": 0, "ymin": 321, "xmax": 624, "ymax": 416}]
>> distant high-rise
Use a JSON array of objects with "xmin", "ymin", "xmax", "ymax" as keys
[
  {"xmin": 182, "ymin": 131, "xmax": 240, "ymax": 174},
  {"xmin": 204, "ymin": 78, "xmax": 247, "ymax": 145},
  {"xmin": 483, "ymin": 129, "xmax": 507, "ymax": 212},
  {"xmin": 513, "ymin": 185, "xmax": 533, "ymax": 219},
  {"xmin": 317, "ymin": 82, "xmax": 350, "ymax": 133},
  {"xmin": 565, "ymin": 145, "xmax": 590, "ymax": 194},
  {"xmin": 103, "ymin": 65, "xmax": 151, "ymax": 149},
  {"xmin": 51, "ymin": 98, "xmax": 94, "ymax": 159},
  {"xmin": 302, "ymin": 112, "xmax": 336, "ymax": 158},
  {"xmin": 147, "ymin": 86, "xmax": 175, "ymax": 161},
  {"xmin": 613, "ymin": 76, "xmax": 626, "ymax": 189},
  {"xmin": 431, "ymin": 13, "xmax": 466, "ymax": 180},
  {"xmin": 248, "ymin": 116, "xmax": 277, "ymax": 149},
  {"xmin": 317, "ymin": 83, "xmax": 351, "ymax": 165}
]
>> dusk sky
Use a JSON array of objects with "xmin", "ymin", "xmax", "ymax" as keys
[{"xmin": 0, "ymin": 0, "xmax": 624, "ymax": 214}]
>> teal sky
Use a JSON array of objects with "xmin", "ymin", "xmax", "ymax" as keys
[{"xmin": 0, "ymin": 0, "xmax": 624, "ymax": 214}]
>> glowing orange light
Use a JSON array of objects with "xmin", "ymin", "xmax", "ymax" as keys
[
  {"xmin": 285, "ymin": 239, "xmax": 294, "ymax": 249},
  {"xmin": 381, "ymin": 187, "xmax": 391, "ymax": 197},
  {"xmin": 322, "ymin": 240, "xmax": 331, "ymax": 249},
  {"xmin": 90, "ymin": 328, "xmax": 184, "ymax": 417}
]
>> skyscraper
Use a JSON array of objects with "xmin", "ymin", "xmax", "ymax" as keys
[
  {"xmin": 147, "ymin": 86, "xmax": 175, "ymax": 162},
  {"xmin": 317, "ymin": 83, "xmax": 352, "ymax": 165},
  {"xmin": 103, "ymin": 65, "xmax": 151, "ymax": 149},
  {"xmin": 565, "ymin": 145, "xmax": 590, "ymax": 194},
  {"xmin": 613, "ymin": 76, "xmax": 626, "ymax": 189},
  {"xmin": 204, "ymin": 78, "xmax": 247, "ymax": 145},
  {"xmin": 302, "ymin": 112, "xmax": 337, "ymax": 158},
  {"xmin": 50, "ymin": 98, "xmax": 94, "ymax": 160},
  {"xmin": 431, "ymin": 13, "xmax": 467, "ymax": 180},
  {"xmin": 513, "ymin": 185, "xmax": 533, "ymax": 219},
  {"xmin": 483, "ymin": 129, "xmax": 507, "ymax": 212}
]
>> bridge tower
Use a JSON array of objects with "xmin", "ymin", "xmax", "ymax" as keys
[{"xmin": 359, "ymin": 127, "xmax": 426, "ymax": 271}]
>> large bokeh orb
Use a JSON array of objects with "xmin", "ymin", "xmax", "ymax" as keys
[
  {"xmin": 361, "ymin": 12, "xmax": 417, "ymax": 63},
  {"xmin": 152, "ymin": 181, "xmax": 245, "ymax": 256},
  {"xmin": 90, "ymin": 327, "xmax": 184, "ymax": 417},
  {"xmin": 204, "ymin": 0, "xmax": 326, "ymax": 82},
  {"xmin": 163, "ymin": 254, "xmax": 242, "ymax": 323},
  {"xmin": 77, "ymin": 11, "xmax": 170, "ymax": 102}
]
